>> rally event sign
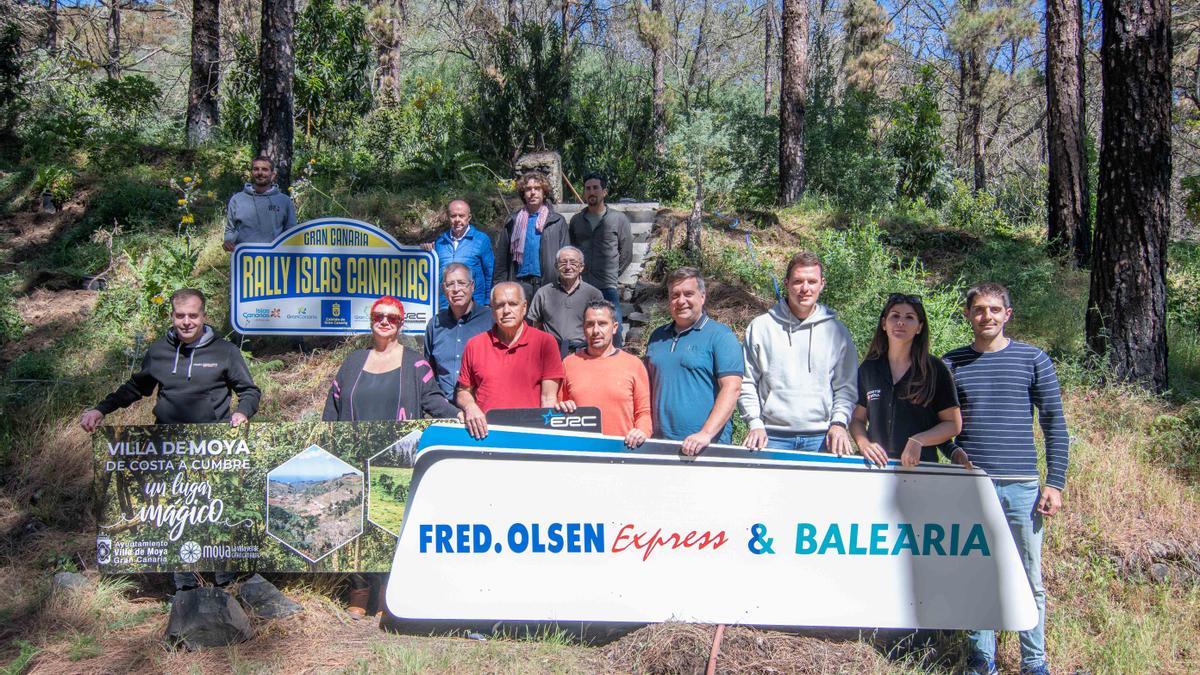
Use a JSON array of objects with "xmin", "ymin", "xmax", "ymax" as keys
[
  {"xmin": 93, "ymin": 420, "xmax": 439, "ymax": 573},
  {"xmin": 386, "ymin": 424, "xmax": 1038, "ymax": 631},
  {"xmin": 230, "ymin": 218, "xmax": 437, "ymax": 335}
]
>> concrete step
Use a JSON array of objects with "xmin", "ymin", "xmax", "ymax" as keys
[
  {"xmin": 631, "ymin": 221, "xmax": 652, "ymax": 237},
  {"xmin": 633, "ymin": 242, "xmax": 652, "ymax": 259},
  {"xmin": 618, "ymin": 269, "xmax": 643, "ymax": 286}
]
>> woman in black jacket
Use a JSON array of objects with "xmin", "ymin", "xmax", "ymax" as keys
[
  {"xmin": 849, "ymin": 293, "xmax": 968, "ymax": 468},
  {"xmin": 322, "ymin": 296, "xmax": 459, "ymax": 422},
  {"xmin": 322, "ymin": 295, "xmax": 459, "ymax": 618}
]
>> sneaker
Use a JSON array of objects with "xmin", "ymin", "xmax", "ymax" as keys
[
  {"xmin": 1021, "ymin": 664, "xmax": 1051, "ymax": 675},
  {"xmin": 964, "ymin": 655, "xmax": 998, "ymax": 675}
]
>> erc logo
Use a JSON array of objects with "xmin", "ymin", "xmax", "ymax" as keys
[{"xmin": 541, "ymin": 410, "xmax": 598, "ymax": 429}]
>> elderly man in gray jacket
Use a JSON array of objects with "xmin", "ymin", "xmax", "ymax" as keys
[
  {"xmin": 222, "ymin": 156, "xmax": 298, "ymax": 251},
  {"xmin": 738, "ymin": 251, "xmax": 859, "ymax": 453}
]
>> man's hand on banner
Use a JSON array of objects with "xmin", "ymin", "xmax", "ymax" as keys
[
  {"xmin": 825, "ymin": 424, "xmax": 852, "ymax": 456},
  {"xmin": 463, "ymin": 404, "xmax": 488, "ymax": 439},
  {"xmin": 951, "ymin": 447, "xmax": 976, "ymax": 470},
  {"xmin": 554, "ymin": 400, "xmax": 577, "ymax": 413},
  {"xmin": 79, "ymin": 409, "xmax": 104, "ymax": 433},
  {"xmin": 624, "ymin": 428, "xmax": 647, "ymax": 449},
  {"xmin": 742, "ymin": 429, "xmax": 768, "ymax": 450},
  {"xmin": 230, "ymin": 412, "xmax": 248, "ymax": 427},
  {"xmin": 681, "ymin": 431, "xmax": 713, "ymax": 456}
]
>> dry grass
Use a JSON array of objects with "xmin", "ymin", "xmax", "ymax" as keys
[{"xmin": 606, "ymin": 622, "xmax": 890, "ymax": 674}]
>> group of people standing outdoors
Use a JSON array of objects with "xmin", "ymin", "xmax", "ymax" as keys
[{"xmin": 76, "ymin": 158, "xmax": 1066, "ymax": 674}]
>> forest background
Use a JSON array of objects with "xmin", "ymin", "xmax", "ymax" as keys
[{"xmin": 1, "ymin": 0, "xmax": 1200, "ymax": 671}]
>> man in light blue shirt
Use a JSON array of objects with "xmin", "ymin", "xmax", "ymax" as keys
[{"xmin": 645, "ymin": 267, "xmax": 744, "ymax": 455}]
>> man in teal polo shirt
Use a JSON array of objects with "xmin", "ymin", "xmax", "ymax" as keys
[{"xmin": 645, "ymin": 267, "xmax": 744, "ymax": 455}]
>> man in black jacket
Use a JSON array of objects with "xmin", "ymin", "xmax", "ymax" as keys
[
  {"xmin": 80, "ymin": 288, "xmax": 260, "ymax": 430},
  {"xmin": 569, "ymin": 173, "xmax": 632, "ymax": 346},
  {"xmin": 80, "ymin": 288, "xmax": 261, "ymax": 593}
]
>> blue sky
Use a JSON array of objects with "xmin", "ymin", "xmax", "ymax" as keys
[{"xmin": 269, "ymin": 445, "xmax": 360, "ymax": 482}]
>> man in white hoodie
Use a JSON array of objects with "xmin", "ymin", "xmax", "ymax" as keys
[{"xmin": 738, "ymin": 251, "xmax": 858, "ymax": 452}]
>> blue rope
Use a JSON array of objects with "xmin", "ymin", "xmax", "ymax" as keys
[{"xmin": 719, "ymin": 211, "xmax": 782, "ymax": 301}]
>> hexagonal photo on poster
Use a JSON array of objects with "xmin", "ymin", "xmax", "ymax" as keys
[
  {"xmin": 366, "ymin": 430, "xmax": 422, "ymax": 537},
  {"xmin": 266, "ymin": 444, "xmax": 364, "ymax": 562}
]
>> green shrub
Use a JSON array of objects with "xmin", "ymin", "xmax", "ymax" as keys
[
  {"xmin": 805, "ymin": 88, "xmax": 897, "ymax": 213},
  {"xmin": 1149, "ymin": 403, "xmax": 1200, "ymax": 477},
  {"xmin": 84, "ymin": 176, "xmax": 175, "ymax": 231},
  {"xmin": 91, "ymin": 75, "xmax": 161, "ymax": 129},
  {"xmin": 942, "ymin": 179, "xmax": 1013, "ymax": 235},
  {"xmin": 0, "ymin": 272, "xmax": 24, "ymax": 343},
  {"xmin": 816, "ymin": 224, "xmax": 972, "ymax": 356},
  {"xmin": 33, "ymin": 164, "xmax": 73, "ymax": 203}
]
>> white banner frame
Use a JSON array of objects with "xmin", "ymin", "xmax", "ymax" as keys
[{"xmin": 385, "ymin": 424, "xmax": 1038, "ymax": 631}]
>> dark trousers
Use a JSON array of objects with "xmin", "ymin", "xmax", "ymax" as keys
[
  {"xmin": 600, "ymin": 286, "xmax": 623, "ymax": 347},
  {"xmin": 516, "ymin": 275, "xmax": 541, "ymax": 302}
]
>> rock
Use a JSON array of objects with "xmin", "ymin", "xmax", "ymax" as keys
[
  {"xmin": 627, "ymin": 312, "xmax": 650, "ymax": 326},
  {"xmin": 166, "ymin": 587, "xmax": 254, "ymax": 650},
  {"xmin": 237, "ymin": 574, "xmax": 302, "ymax": 619},
  {"xmin": 52, "ymin": 571, "xmax": 87, "ymax": 591},
  {"xmin": 624, "ymin": 327, "xmax": 644, "ymax": 344},
  {"xmin": 1149, "ymin": 563, "xmax": 1170, "ymax": 583}
]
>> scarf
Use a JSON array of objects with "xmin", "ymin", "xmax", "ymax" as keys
[{"xmin": 509, "ymin": 205, "xmax": 549, "ymax": 266}]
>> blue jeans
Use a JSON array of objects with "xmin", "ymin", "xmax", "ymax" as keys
[
  {"xmin": 600, "ymin": 287, "xmax": 623, "ymax": 347},
  {"xmin": 968, "ymin": 479, "xmax": 1046, "ymax": 670},
  {"xmin": 764, "ymin": 431, "xmax": 826, "ymax": 451}
]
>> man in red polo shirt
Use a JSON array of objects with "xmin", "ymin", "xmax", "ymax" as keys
[{"xmin": 457, "ymin": 281, "xmax": 564, "ymax": 439}]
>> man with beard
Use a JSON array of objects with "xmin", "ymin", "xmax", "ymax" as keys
[
  {"xmin": 569, "ymin": 173, "xmax": 632, "ymax": 345},
  {"xmin": 222, "ymin": 156, "xmax": 297, "ymax": 251},
  {"xmin": 494, "ymin": 172, "xmax": 570, "ymax": 299}
]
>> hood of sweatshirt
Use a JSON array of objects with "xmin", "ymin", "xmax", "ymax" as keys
[
  {"xmin": 165, "ymin": 325, "xmax": 217, "ymax": 380},
  {"xmin": 243, "ymin": 183, "xmax": 282, "ymax": 197},
  {"xmin": 766, "ymin": 299, "xmax": 837, "ymax": 371}
]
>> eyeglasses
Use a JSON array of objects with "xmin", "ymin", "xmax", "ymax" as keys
[
  {"xmin": 371, "ymin": 312, "xmax": 403, "ymax": 325},
  {"xmin": 443, "ymin": 280, "xmax": 471, "ymax": 289},
  {"xmin": 887, "ymin": 293, "xmax": 923, "ymax": 305},
  {"xmin": 557, "ymin": 259, "xmax": 583, "ymax": 269}
]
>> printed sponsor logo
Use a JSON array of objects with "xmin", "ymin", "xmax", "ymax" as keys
[
  {"xmin": 866, "ymin": 389, "xmax": 881, "ymax": 401},
  {"xmin": 179, "ymin": 540, "xmax": 202, "ymax": 564},
  {"xmin": 541, "ymin": 410, "xmax": 599, "ymax": 429},
  {"xmin": 97, "ymin": 536, "xmax": 112, "ymax": 564},
  {"xmin": 321, "ymin": 300, "xmax": 351, "ymax": 328}
]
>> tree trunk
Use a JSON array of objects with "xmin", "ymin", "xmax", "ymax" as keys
[
  {"xmin": 45, "ymin": 0, "xmax": 58, "ymax": 52},
  {"xmin": 507, "ymin": 0, "xmax": 518, "ymax": 29},
  {"xmin": 105, "ymin": 0, "xmax": 121, "ymax": 78},
  {"xmin": 763, "ymin": 0, "xmax": 774, "ymax": 115},
  {"xmin": 1046, "ymin": 0, "xmax": 1090, "ymax": 266},
  {"xmin": 1086, "ymin": 0, "xmax": 1171, "ymax": 392},
  {"xmin": 651, "ymin": 0, "xmax": 666, "ymax": 157},
  {"xmin": 374, "ymin": 0, "xmax": 403, "ymax": 101},
  {"xmin": 258, "ymin": 0, "xmax": 295, "ymax": 189},
  {"xmin": 966, "ymin": 48, "xmax": 985, "ymax": 190},
  {"xmin": 685, "ymin": 176, "xmax": 703, "ymax": 253},
  {"xmin": 778, "ymin": 0, "xmax": 807, "ymax": 205},
  {"xmin": 186, "ymin": 0, "xmax": 220, "ymax": 145}
]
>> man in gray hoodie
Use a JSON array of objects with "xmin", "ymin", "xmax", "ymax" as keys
[
  {"xmin": 738, "ymin": 251, "xmax": 858, "ymax": 452},
  {"xmin": 222, "ymin": 156, "xmax": 297, "ymax": 252}
]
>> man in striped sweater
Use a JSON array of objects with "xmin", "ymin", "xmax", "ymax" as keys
[{"xmin": 943, "ymin": 282, "xmax": 1069, "ymax": 675}]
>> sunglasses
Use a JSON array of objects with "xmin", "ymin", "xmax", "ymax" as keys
[
  {"xmin": 887, "ymin": 293, "xmax": 923, "ymax": 305},
  {"xmin": 371, "ymin": 312, "xmax": 403, "ymax": 325}
]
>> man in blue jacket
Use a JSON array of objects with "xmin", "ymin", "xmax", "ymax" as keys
[
  {"xmin": 222, "ymin": 156, "xmax": 297, "ymax": 251},
  {"xmin": 423, "ymin": 199, "xmax": 494, "ymax": 310}
]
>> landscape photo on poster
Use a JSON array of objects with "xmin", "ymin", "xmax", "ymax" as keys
[{"xmin": 93, "ymin": 419, "xmax": 440, "ymax": 573}]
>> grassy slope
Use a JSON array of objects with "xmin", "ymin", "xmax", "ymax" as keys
[{"xmin": 2, "ymin": 151, "xmax": 1199, "ymax": 672}]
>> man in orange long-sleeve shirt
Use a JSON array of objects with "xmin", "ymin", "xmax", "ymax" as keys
[{"xmin": 557, "ymin": 300, "xmax": 652, "ymax": 447}]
